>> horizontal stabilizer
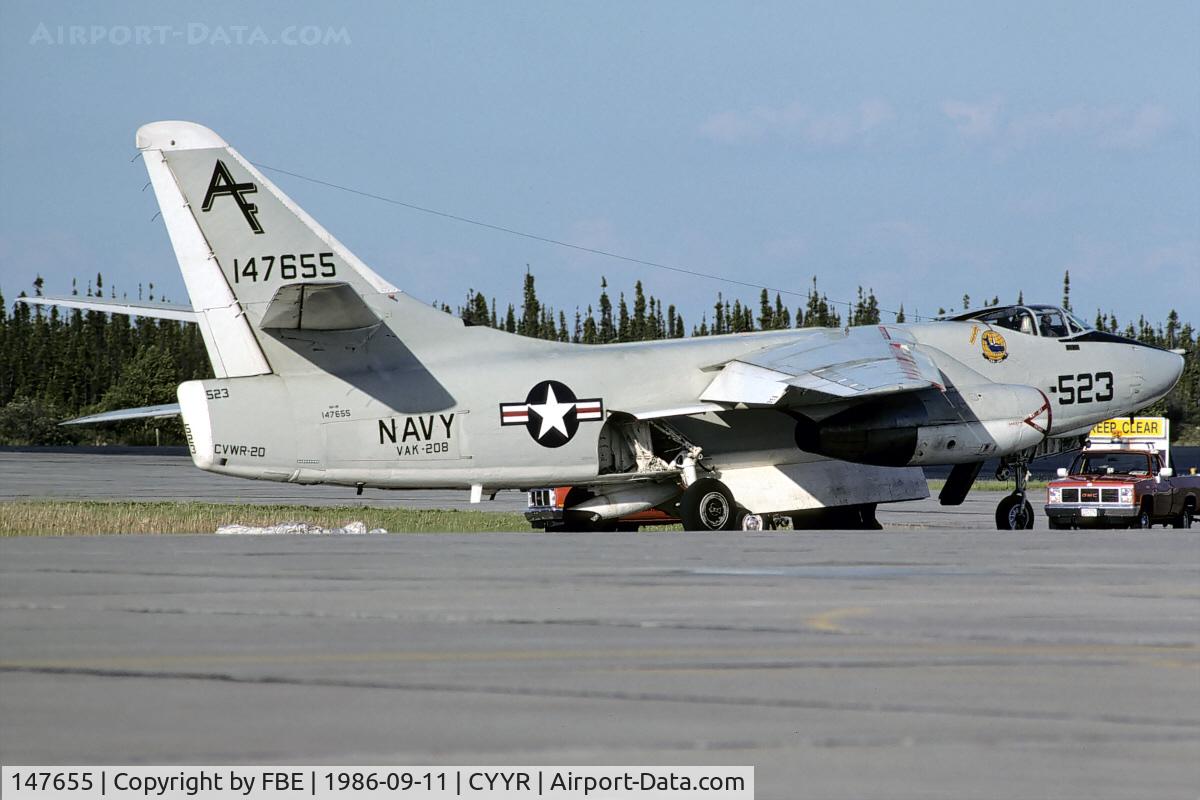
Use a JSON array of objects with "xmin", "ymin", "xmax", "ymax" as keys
[
  {"xmin": 258, "ymin": 282, "xmax": 381, "ymax": 331},
  {"xmin": 60, "ymin": 403, "xmax": 181, "ymax": 426},
  {"xmin": 18, "ymin": 295, "xmax": 198, "ymax": 322}
]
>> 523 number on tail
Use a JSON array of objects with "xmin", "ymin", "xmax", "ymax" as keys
[{"xmin": 232, "ymin": 252, "xmax": 336, "ymax": 283}]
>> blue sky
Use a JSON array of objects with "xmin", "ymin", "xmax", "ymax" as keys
[{"xmin": 2, "ymin": 1, "xmax": 1197, "ymax": 328}]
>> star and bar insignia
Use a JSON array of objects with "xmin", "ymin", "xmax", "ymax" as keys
[{"xmin": 500, "ymin": 380, "xmax": 604, "ymax": 448}]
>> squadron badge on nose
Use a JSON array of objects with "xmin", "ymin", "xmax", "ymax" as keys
[
  {"xmin": 981, "ymin": 330, "xmax": 1009, "ymax": 363},
  {"xmin": 500, "ymin": 380, "xmax": 604, "ymax": 447}
]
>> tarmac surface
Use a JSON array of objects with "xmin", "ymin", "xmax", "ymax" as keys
[
  {"xmin": 1, "ymin": 451, "xmax": 1198, "ymax": 799},
  {"xmin": 0, "ymin": 450, "xmax": 1036, "ymax": 528}
]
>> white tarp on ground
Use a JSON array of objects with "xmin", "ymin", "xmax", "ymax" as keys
[{"xmin": 215, "ymin": 520, "xmax": 387, "ymax": 535}]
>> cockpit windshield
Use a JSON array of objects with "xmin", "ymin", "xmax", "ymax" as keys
[
  {"xmin": 951, "ymin": 304, "xmax": 1092, "ymax": 338},
  {"xmin": 1063, "ymin": 310, "xmax": 1091, "ymax": 334},
  {"xmin": 1033, "ymin": 307, "xmax": 1069, "ymax": 337}
]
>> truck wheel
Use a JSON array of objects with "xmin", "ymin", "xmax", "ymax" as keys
[
  {"xmin": 679, "ymin": 478, "xmax": 737, "ymax": 531},
  {"xmin": 995, "ymin": 495, "xmax": 1034, "ymax": 530},
  {"xmin": 1173, "ymin": 504, "xmax": 1194, "ymax": 529},
  {"xmin": 1134, "ymin": 506, "xmax": 1153, "ymax": 529}
]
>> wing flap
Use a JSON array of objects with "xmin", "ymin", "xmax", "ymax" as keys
[
  {"xmin": 698, "ymin": 361, "xmax": 794, "ymax": 405},
  {"xmin": 702, "ymin": 325, "xmax": 945, "ymax": 408}
]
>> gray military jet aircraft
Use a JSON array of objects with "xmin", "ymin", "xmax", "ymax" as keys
[{"xmin": 23, "ymin": 122, "xmax": 1186, "ymax": 530}]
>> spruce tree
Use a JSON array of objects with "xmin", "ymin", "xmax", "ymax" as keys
[
  {"xmin": 632, "ymin": 281, "xmax": 647, "ymax": 341},
  {"xmin": 598, "ymin": 278, "xmax": 614, "ymax": 343},
  {"xmin": 582, "ymin": 305, "xmax": 598, "ymax": 344},
  {"xmin": 519, "ymin": 269, "xmax": 540, "ymax": 338}
]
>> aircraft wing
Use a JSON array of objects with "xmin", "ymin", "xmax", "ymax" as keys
[
  {"xmin": 60, "ymin": 404, "xmax": 182, "ymax": 426},
  {"xmin": 697, "ymin": 325, "xmax": 945, "ymax": 409}
]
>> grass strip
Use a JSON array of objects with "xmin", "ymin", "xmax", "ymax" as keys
[
  {"xmin": 2, "ymin": 482, "xmax": 1034, "ymax": 536},
  {"xmin": 926, "ymin": 479, "xmax": 1047, "ymax": 492},
  {"xmin": 0, "ymin": 501, "xmax": 529, "ymax": 537}
]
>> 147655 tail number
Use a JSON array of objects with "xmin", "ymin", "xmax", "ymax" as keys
[{"xmin": 231, "ymin": 252, "xmax": 336, "ymax": 283}]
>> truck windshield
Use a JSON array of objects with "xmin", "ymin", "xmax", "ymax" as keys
[{"xmin": 1072, "ymin": 452, "xmax": 1154, "ymax": 476}]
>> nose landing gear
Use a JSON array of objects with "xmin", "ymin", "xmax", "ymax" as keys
[{"xmin": 994, "ymin": 458, "xmax": 1035, "ymax": 530}]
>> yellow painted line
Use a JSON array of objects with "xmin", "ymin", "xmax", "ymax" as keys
[{"xmin": 804, "ymin": 606, "xmax": 873, "ymax": 633}]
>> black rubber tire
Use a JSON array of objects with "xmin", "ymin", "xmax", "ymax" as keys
[
  {"xmin": 1134, "ymin": 506, "xmax": 1153, "ymax": 529},
  {"xmin": 858, "ymin": 503, "xmax": 883, "ymax": 530},
  {"xmin": 1172, "ymin": 504, "xmax": 1194, "ymax": 529},
  {"xmin": 679, "ymin": 478, "xmax": 738, "ymax": 531},
  {"xmin": 996, "ymin": 495, "xmax": 1034, "ymax": 530}
]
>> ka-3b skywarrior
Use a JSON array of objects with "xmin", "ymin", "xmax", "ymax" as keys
[{"xmin": 26, "ymin": 122, "xmax": 1186, "ymax": 530}]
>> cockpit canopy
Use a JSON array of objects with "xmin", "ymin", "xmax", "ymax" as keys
[{"xmin": 949, "ymin": 304, "xmax": 1092, "ymax": 338}]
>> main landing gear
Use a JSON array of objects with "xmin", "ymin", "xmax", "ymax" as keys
[
  {"xmin": 679, "ymin": 477, "xmax": 740, "ymax": 531},
  {"xmin": 994, "ymin": 457, "xmax": 1034, "ymax": 530},
  {"xmin": 677, "ymin": 477, "xmax": 883, "ymax": 531}
]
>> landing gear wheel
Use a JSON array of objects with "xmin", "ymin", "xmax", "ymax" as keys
[
  {"xmin": 996, "ymin": 452, "xmax": 1035, "ymax": 530},
  {"xmin": 857, "ymin": 503, "xmax": 882, "ymax": 530},
  {"xmin": 996, "ymin": 495, "xmax": 1034, "ymax": 530},
  {"xmin": 680, "ymin": 478, "xmax": 737, "ymax": 531},
  {"xmin": 738, "ymin": 511, "xmax": 765, "ymax": 531}
]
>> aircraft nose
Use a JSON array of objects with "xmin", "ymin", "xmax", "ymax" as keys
[{"xmin": 1148, "ymin": 348, "xmax": 1185, "ymax": 398}]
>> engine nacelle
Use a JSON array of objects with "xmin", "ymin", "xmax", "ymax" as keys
[{"xmin": 795, "ymin": 384, "xmax": 1050, "ymax": 467}]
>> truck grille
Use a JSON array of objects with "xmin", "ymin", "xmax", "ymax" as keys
[{"xmin": 1059, "ymin": 487, "xmax": 1122, "ymax": 504}]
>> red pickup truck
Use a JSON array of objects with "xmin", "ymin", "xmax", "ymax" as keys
[{"xmin": 1044, "ymin": 446, "xmax": 1199, "ymax": 529}]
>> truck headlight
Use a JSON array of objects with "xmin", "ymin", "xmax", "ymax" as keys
[
  {"xmin": 1048, "ymin": 487, "xmax": 1061, "ymax": 503},
  {"xmin": 1119, "ymin": 487, "xmax": 1133, "ymax": 504}
]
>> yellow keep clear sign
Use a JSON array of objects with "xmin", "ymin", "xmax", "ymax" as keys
[{"xmin": 1089, "ymin": 417, "xmax": 1168, "ymax": 440}]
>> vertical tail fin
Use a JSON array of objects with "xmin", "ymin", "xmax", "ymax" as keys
[
  {"xmin": 137, "ymin": 122, "xmax": 271, "ymax": 377},
  {"xmin": 137, "ymin": 120, "xmax": 461, "ymax": 377}
]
